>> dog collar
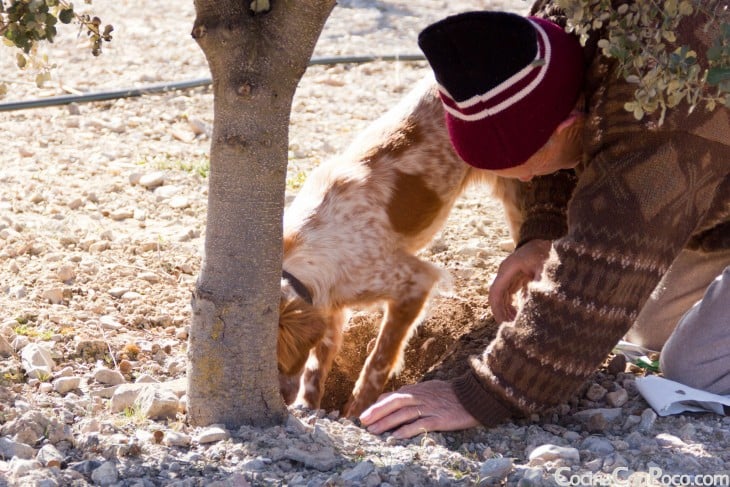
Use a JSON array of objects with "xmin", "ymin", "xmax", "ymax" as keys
[{"xmin": 282, "ymin": 270, "xmax": 313, "ymax": 305}]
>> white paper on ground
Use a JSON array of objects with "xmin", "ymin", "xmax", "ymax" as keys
[{"xmin": 635, "ymin": 375, "xmax": 730, "ymax": 416}]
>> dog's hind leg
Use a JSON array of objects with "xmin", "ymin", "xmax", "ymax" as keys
[
  {"xmin": 295, "ymin": 308, "xmax": 346, "ymax": 410},
  {"xmin": 343, "ymin": 255, "xmax": 442, "ymax": 418}
]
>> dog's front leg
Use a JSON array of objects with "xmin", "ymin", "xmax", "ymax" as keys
[
  {"xmin": 295, "ymin": 309, "xmax": 346, "ymax": 410},
  {"xmin": 343, "ymin": 259, "xmax": 440, "ymax": 418}
]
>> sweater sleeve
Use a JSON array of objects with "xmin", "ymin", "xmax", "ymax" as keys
[
  {"xmin": 516, "ymin": 170, "xmax": 578, "ymax": 248},
  {"xmin": 451, "ymin": 49, "xmax": 730, "ymax": 426}
]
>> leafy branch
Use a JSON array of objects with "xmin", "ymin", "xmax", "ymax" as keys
[
  {"xmin": 1, "ymin": 0, "xmax": 113, "ymax": 58},
  {"xmin": 557, "ymin": 0, "xmax": 730, "ymax": 123},
  {"xmin": 0, "ymin": 0, "xmax": 112, "ymax": 95}
]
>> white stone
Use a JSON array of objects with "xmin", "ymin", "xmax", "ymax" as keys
[
  {"xmin": 164, "ymin": 431, "xmax": 192, "ymax": 447},
  {"xmin": 528, "ymin": 444, "xmax": 580, "ymax": 465},
  {"xmin": 108, "ymin": 287, "xmax": 129, "ymax": 298},
  {"xmin": 94, "ymin": 367, "xmax": 125, "ymax": 386},
  {"xmin": 479, "ymin": 457, "xmax": 513, "ymax": 480},
  {"xmin": 36, "ymin": 443, "xmax": 64, "ymax": 467},
  {"xmin": 196, "ymin": 426, "xmax": 230, "ymax": 444},
  {"xmin": 139, "ymin": 172, "xmax": 166, "ymax": 189},
  {"xmin": 110, "ymin": 384, "xmax": 149, "ymax": 413},
  {"xmin": 169, "ymin": 196, "xmax": 190, "ymax": 209},
  {"xmin": 20, "ymin": 343, "xmax": 54, "ymax": 379},
  {"xmin": 91, "ymin": 461, "xmax": 119, "ymax": 486},
  {"xmin": 136, "ymin": 386, "xmax": 179, "ymax": 420},
  {"xmin": 53, "ymin": 376, "xmax": 81, "ymax": 394}
]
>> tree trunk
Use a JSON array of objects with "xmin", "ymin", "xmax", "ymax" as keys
[{"xmin": 187, "ymin": 0, "xmax": 336, "ymax": 427}]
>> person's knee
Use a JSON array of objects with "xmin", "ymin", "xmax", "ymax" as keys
[{"xmin": 661, "ymin": 327, "xmax": 730, "ymax": 395}]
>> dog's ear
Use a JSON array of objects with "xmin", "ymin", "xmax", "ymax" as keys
[{"xmin": 277, "ymin": 292, "xmax": 327, "ymax": 376}]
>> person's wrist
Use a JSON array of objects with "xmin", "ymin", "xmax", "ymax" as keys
[{"xmin": 450, "ymin": 371, "xmax": 517, "ymax": 427}]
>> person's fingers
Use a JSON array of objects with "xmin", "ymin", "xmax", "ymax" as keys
[
  {"xmin": 360, "ymin": 392, "xmax": 413, "ymax": 427},
  {"xmin": 392, "ymin": 415, "xmax": 435, "ymax": 439},
  {"xmin": 364, "ymin": 404, "xmax": 422, "ymax": 435},
  {"xmin": 490, "ymin": 268, "xmax": 524, "ymax": 323}
]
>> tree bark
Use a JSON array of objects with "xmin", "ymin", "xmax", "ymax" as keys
[{"xmin": 187, "ymin": 0, "xmax": 336, "ymax": 427}]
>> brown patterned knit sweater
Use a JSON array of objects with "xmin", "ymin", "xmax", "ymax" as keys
[{"xmin": 451, "ymin": 1, "xmax": 730, "ymax": 427}]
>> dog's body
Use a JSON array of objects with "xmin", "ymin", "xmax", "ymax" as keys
[{"xmin": 278, "ymin": 77, "xmax": 522, "ymax": 417}]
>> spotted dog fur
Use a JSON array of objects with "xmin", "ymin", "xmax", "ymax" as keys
[{"xmin": 277, "ymin": 76, "xmax": 523, "ymax": 417}]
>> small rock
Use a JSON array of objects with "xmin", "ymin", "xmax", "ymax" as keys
[
  {"xmin": 581, "ymin": 436, "xmax": 615, "ymax": 455},
  {"xmin": 0, "ymin": 437, "xmax": 36, "ymax": 460},
  {"xmin": 137, "ymin": 272, "xmax": 160, "ymax": 283},
  {"xmin": 8, "ymin": 285, "xmax": 27, "ymax": 299},
  {"xmin": 283, "ymin": 446, "xmax": 340, "ymax": 471},
  {"xmin": 110, "ymin": 208, "xmax": 135, "ymax": 221},
  {"xmin": 573, "ymin": 408, "xmax": 623, "ymax": 423},
  {"xmin": 587, "ymin": 413, "xmax": 608, "ymax": 433},
  {"xmin": 121, "ymin": 291, "xmax": 143, "ymax": 301},
  {"xmin": 341, "ymin": 461, "xmax": 375, "ymax": 483},
  {"xmin": 20, "ymin": 343, "xmax": 55, "ymax": 379},
  {"xmin": 9, "ymin": 458, "xmax": 41, "ymax": 477},
  {"xmin": 0, "ymin": 333, "xmax": 13, "ymax": 357},
  {"xmin": 108, "ymin": 287, "xmax": 129, "ymax": 298},
  {"xmin": 129, "ymin": 172, "xmax": 143, "ymax": 185},
  {"xmin": 89, "ymin": 241, "xmax": 109, "ymax": 252},
  {"xmin": 196, "ymin": 426, "xmax": 230, "ymax": 444},
  {"xmin": 171, "ymin": 127, "xmax": 196, "ymax": 143},
  {"xmin": 56, "ymin": 264, "xmax": 76, "ymax": 282},
  {"xmin": 36, "ymin": 443, "xmax": 64, "ymax": 467},
  {"xmin": 678, "ymin": 423, "xmax": 696, "ymax": 441},
  {"xmin": 53, "ymin": 376, "xmax": 81, "ymax": 394},
  {"xmin": 479, "ymin": 457, "xmax": 513, "ymax": 480},
  {"xmin": 528, "ymin": 444, "xmax": 580, "ymax": 465},
  {"xmin": 285, "ymin": 414, "xmax": 311, "ymax": 435},
  {"xmin": 94, "ymin": 368, "xmax": 126, "ymax": 386},
  {"xmin": 606, "ymin": 388, "xmax": 629, "ymax": 408},
  {"xmin": 67, "ymin": 197, "xmax": 84, "ymax": 210},
  {"xmin": 110, "ymin": 383, "xmax": 149, "ymax": 412},
  {"xmin": 169, "ymin": 195, "xmax": 190, "ymax": 209},
  {"xmin": 99, "ymin": 315, "xmax": 123, "ymax": 330},
  {"xmin": 638, "ymin": 408, "xmax": 657, "ymax": 432},
  {"xmin": 164, "ymin": 431, "xmax": 192, "ymax": 447},
  {"xmin": 498, "ymin": 239, "xmax": 515, "ymax": 252},
  {"xmin": 139, "ymin": 171, "xmax": 166, "ymax": 189},
  {"xmin": 655, "ymin": 433, "xmax": 686, "ymax": 448},
  {"xmin": 91, "ymin": 461, "xmax": 119, "ymax": 486},
  {"xmin": 585, "ymin": 383, "xmax": 607, "ymax": 402},
  {"xmin": 136, "ymin": 386, "xmax": 179, "ymax": 420},
  {"xmin": 41, "ymin": 287, "xmax": 65, "ymax": 304},
  {"xmin": 154, "ymin": 185, "xmax": 181, "ymax": 199}
]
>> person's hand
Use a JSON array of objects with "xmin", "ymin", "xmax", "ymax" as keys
[
  {"xmin": 489, "ymin": 239, "xmax": 551, "ymax": 323},
  {"xmin": 359, "ymin": 380, "xmax": 479, "ymax": 439}
]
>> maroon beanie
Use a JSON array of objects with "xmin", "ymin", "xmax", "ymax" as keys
[{"xmin": 418, "ymin": 11, "xmax": 584, "ymax": 170}]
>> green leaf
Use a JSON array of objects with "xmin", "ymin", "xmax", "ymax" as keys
[
  {"xmin": 707, "ymin": 67, "xmax": 730, "ymax": 86},
  {"xmin": 58, "ymin": 8, "xmax": 73, "ymax": 24}
]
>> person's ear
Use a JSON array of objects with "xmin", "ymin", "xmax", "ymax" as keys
[{"xmin": 556, "ymin": 111, "xmax": 586, "ymax": 135}]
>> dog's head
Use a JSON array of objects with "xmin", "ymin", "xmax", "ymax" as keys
[{"xmin": 277, "ymin": 283, "xmax": 327, "ymax": 377}]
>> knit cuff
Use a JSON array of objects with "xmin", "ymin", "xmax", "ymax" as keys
[
  {"xmin": 451, "ymin": 370, "xmax": 518, "ymax": 427},
  {"xmin": 517, "ymin": 213, "xmax": 567, "ymax": 248}
]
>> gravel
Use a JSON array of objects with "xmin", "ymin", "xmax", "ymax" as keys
[{"xmin": 1, "ymin": 0, "xmax": 730, "ymax": 485}]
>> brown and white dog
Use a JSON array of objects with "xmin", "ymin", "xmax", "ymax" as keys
[{"xmin": 277, "ymin": 76, "xmax": 523, "ymax": 418}]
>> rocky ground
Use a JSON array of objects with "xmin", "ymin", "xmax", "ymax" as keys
[{"xmin": 0, "ymin": 0, "xmax": 729, "ymax": 485}]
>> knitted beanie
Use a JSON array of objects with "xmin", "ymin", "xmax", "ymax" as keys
[{"xmin": 418, "ymin": 11, "xmax": 584, "ymax": 170}]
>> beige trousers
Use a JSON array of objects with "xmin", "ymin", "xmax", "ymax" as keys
[{"xmin": 625, "ymin": 249, "xmax": 730, "ymax": 395}]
